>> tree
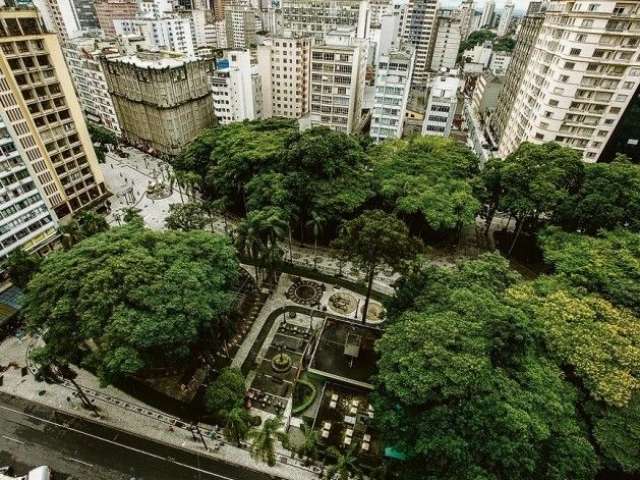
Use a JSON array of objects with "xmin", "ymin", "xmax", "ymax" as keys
[
  {"xmin": 297, "ymin": 423, "xmax": 320, "ymax": 464},
  {"xmin": 493, "ymin": 36, "xmax": 516, "ymax": 52},
  {"xmin": 325, "ymin": 447, "xmax": 362, "ymax": 480},
  {"xmin": 370, "ymin": 136, "xmax": 480, "ymax": 237},
  {"xmin": 205, "ymin": 367, "xmax": 246, "ymax": 416},
  {"xmin": 121, "ymin": 207, "xmax": 143, "ymax": 225},
  {"xmin": 222, "ymin": 406, "xmax": 251, "ymax": 447},
  {"xmin": 332, "ymin": 210, "xmax": 422, "ymax": 322},
  {"xmin": 24, "ymin": 226, "xmax": 239, "ymax": 384},
  {"xmin": 459, "ymin": 29, "xmax": 496, "ymax": 55},
  {"xmin": 5, "ymin": 248, "xmax": 41, "ymax": 289},
  {"xmin": 165, "ymin": 202, "xmax": 207, "ymax": 231},
  {"xmin": 248, "ymin": 415, "xmax": 289, "ymax": 466},
  {"xmin": 88, "ymin": 123, "xmax": 118, "ymax": 163},
  {"xmin": 553, "ymin": 159, "xmax": 640, "ymax": 234},
  {"xmin": 306, "ymin": 210, "xmax": 326, "ymax": 265},
  {"xmin": 77, "ymin": 211, "xmax": 109, "ymax": 238},
  {"xmin": 59, "ymin": 220, "xmax": 84, "ymax": 249}
]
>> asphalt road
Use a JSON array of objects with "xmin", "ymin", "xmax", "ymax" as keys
[{"xmin": 0, "ymin": 393, "xmax": 275, "ymax": 480}]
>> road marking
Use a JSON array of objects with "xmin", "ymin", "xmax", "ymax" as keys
[
  {"xmin": 66, "ymin": 457, "xmax": 94, "ymax": 468},
  {"xmin": 0, "ymin": 405, "xmax": 244, "ymax": 480},
  {"xmin": 1, "ymin": 434, "xmax": 25, "ymax": 445}
]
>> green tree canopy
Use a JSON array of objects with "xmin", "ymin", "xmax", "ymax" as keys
[
  {"xmin": 459, "ymin": 29, "xmax": 497, "ymax": 54},
  {"xmin": 369, "ymin": 136, "xmax": 480, "ymax": 233},
  {"xmin": 205, "ymin": 367, "xmax": 246, "ymax": 415},
  {"xmin": 165, "ymin": 202, "xmax": 208, "ymax": 231},
  {"xmin": 4, "ymin": 248, "xmax": 41, "ymax": 289},
  {"xmin": 24, "ymin": 225, "xmax": 239, "ymax": 384}
]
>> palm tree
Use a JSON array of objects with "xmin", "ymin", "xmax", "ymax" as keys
[
  {"xmin": 325, "ymin": 446, "xmax": 362, "ymax": 480},
  {"xmin": 248, "ymin": 415, "xmax": 289, "ymax": 466},
  {"xmin": 59, "ymin": 220, "xmax": 84, "ymax": 249},
  {"xmin": 306, "ymin": 211, "xmax": 326, "ymax": 268},
  {"xmin": 297, "ymin": 424, "xmax": 320, "ymax": 465},
  {"xmin": 234, "ymin": 218, "xmax": 267, "ymax": 281},
  {"xmin": 222, "ymin": 406, "xmax": 251, "ymax": 447}
]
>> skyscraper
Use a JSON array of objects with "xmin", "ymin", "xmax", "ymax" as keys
[
  {"xmin": 402, "ymin": 0, "xmax": 438, "ymax": 90},
  {"xmin": 94, "ymin": 0, "xmax": 139, "ymax": 37},
  {"xmin": 497, "ymin": 0, "xmax": 513, "ymax": 37},
  {"xmin": 457, "ymin": 0, "xmax": 473, "ymax": 40},
  {"xmin": 497, "ymin": 0, "xmax": 640, "ymax": 162},
  {"xmin": 479, "ymin": 0, "xmax": 494, "ymax": 28},
  {"xmin": 0, "ymin": 7, "xmax": 109, "ymax": 220}
]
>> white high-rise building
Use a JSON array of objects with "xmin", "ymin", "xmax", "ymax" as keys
[
  {"xmin": 422, "ymin": 71, "xmax": 459, "ymax": 136},
  {"xmin": 497, "ymin": 0, "xmax": 514, "ymax": 37},
  {"xmin": 225, "ymin": 4, "xmax": 257, "ymax": 48},
  {"xmin": 498, "ymin": 0, "xmax": 640, "ymax": 162},
  {"xmin": 430, "ymin": 8, "xmax": 461, "ymax": 71},
  {"xmin": 45, "ymin": 0, "xmax": 100, "ymax": 44},
  {"xmin": 489, "ymin": 51, "xmax": 511, "ymax": 75},
  {"xmin": 402, "ymin": 0, "xmax": 439, "ymax": 90},
  {"xmin": 479, "ymin": 0, "xmax": 494, "ymax": 29},
  {"xmin": 375, "ymin": 0, "xmax": 408, "ymax": 65},
  {"xmin": 308, "ymin": 28, "xmax": 368, "ymax": 133},
  {"xmin": 462, "ymin": 41, "xmax": 492, "ymax": 67},
  {"xmin": 281, "ymin": 0, "xmax": 370, "ymax": 40},
  {"xmin": 456, "ymin": 0, "xmax": 474, "ymax": 40},
  {"xmin": 371, "ymin": 46, "xmax": 415, "ymax": 141},
  {"xmin": 64, "ymin": 36, "xmax": 121, "ymax": 134},
  {"xmin": 257, "ymin": 34, "xmax": 312, "ymax": 119},
  {"xmin": 114, "ymin": 16, "xmax": 196, "ymax": 55},
  {"xmin": 211, "ymin": 50, "xmax": 263, "ymax": 124}
]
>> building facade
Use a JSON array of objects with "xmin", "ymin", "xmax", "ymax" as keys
[
  {"xmin": 431, "ymin": 8, "xmax": 461, "ymax": 71},
  {"xmin": 46, "ymin": 0, "xmax": 100, "ymax": 44},
  {"xmin": 497, "ymin": 0, "xmax": 640, "ymax": 162},
  {"xmin": 479, "ymin": 0, "xmax": 495, "ymax": 29},
  {"xmin": 422, "ymin": 72, "xmax": 459, "ymax": 136},
  {"xmin": 114, "ymin": 15, "xmax": 196, "ymax": 56},
  {"xmin": 497, "ymin": 0, "xmax": 514, "ymax": 37},
  {"xmin": 64, "ymin": 36, "xmax": 120, "ymax": 134},
  {"xmin": 101, "ymin": 51, "xmax": 215, "ymax": 156},
  {"xmin": 224, "ymin": 4, "xmax": 256, "ymax": 49},
  {"xmin": 402, "ymin": 0, "xmax": 438, "ymax": 89},
  {"xmin": 0, "ymin": 7, "xmax": 109, "ymax": 220},
  {"xmin": 281, "ymin": 0, "xmax": 370, "ymax": 40},
  {"xmin": 370, "ymin": 46, "xmax": 414, "ymax": 141},
  {"xmin": 94, "ymin": 0, "xmax": 139, "ymax": 38}
]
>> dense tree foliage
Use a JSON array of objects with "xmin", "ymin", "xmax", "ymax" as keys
[
  {"xmin": 24, "ymin": 225, "xmax": 239, "ymax": 384},
  {"xmin": 88, "ymin": 124, "xmax": 118, "ymax": 163},
  {"xmin": 5, "ymin": 248, "xmax": 41, "ymax": 289},
  {"xmin": 459, "ymin": 29, "xmax": 496, "ymax": 54},
  {"xmin": 369, "ymin": 136, "xmax": 480, "ymax": 235},
  {"xmin": 205, "ymin": 367, "xmax": 246, "ymax": 416},
  {"xmin": 165, "ymin": 202, "xmax": 208, "ymax": 231}
]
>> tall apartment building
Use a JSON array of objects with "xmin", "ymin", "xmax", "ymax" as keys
[
  {"xmin": 422, "ymin": 72, "xmax": 459, "ymax": 136},
  {"xmin": 101, "ymin": 51, "xmax": 215, "ymax": 156},
  {"xmin": 457, "ymin": 0, "xmax": 473, "ymax": 40},
  {"xmin": 479, "ymin": 0, "xmax": 495, "ymax": 29},
  {"xmin": 375, "ymin": 0, "xmax": 407, "ymax": 65},
  {"xmin": 497, "ymin": 1, "xmax": 514, "ymax": 37},
  {"xmin": 64, "ymin": 36, "xmax": 120, "ymax": 134},
  {"xmin": 370, "ymin": 46, "xmax": 415, "ymax": 141},
  {"xmin": 281, "ymin": 0, "xmax": 370, "ymax": 40},
  {"xmin": 490, "ymin": 2, "xmax": 545, "ymax": 142},
  {"xmin": 0, "ymin": 104, "xmax": 59, "ymax": 261},
  {"xmin": 0, "ymin": 7, "xmax": 108, "ymax": 220},
  {"xmin": 402, "ymin": 0, "xmax": 438, "ymax": 89},
  {"xmin": 257, "ymin": 34, "xmax": 311, "ymax": 119},
  {"xmin": 45, "ymin": 0, "xmax": 100, "ymax": 44},
  {"xmin": 369, "ymin": 0, "xmax": 390, "ymax": 28},
  {"xmin": 94, "ymin": 0, "xmax": 139, "ymax": 38},
  {"xmin": 211, "ymin": 50, "xmax": 263, "ymax": 124},
  {"xmin": 431, "ymin": 8, "xmax": 461, "ymax": 71},
  {"xmin": 114, "ymin": 15, "xmax": 196, "ymax": 56},
  {"xmin": 599, "ymin": 82, "xmax": 640, "ymax": 162},
  {"xmin": 497, "ymin": 0, "xmax": 640, "ymax": 162},
  {"xmin": 308, "ymin": 28, "xmax": 368, "ymax": 133},
  {"xmin": 224, "ymin": 4, "xmax": 256, "ymax": 48}
]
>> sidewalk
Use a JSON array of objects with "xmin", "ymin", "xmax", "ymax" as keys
[{"xmin": 0, "ymin": 336, "xmax": 319, "ymax": 480}]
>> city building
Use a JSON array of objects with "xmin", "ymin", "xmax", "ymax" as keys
[
  {"xmin": 370, "ymin": 46, "xmax": 415, "ymax": 141},
  {"xmin": 490, "ymin": 1, "xmax": 544, "ymax": 142},
  {"xmin": 308, "ymin": 28, "xmax": 368, "ymax": 133},
  {"xmin": 375, "ymin": 0, "xmax": 407, "ymax": 65},
  {"xmin": 479, "ymin": 0, "xmax": 494, "ymax": 29},
  {"xmin": 402, "ymin": 0, "xmax": 438, "ymax": 89},
  {"xmin": 93, "ymin": 0, "xmax": 139, "ymax": 38},
  {"xmin": 430, "ymin": 8, "xmax": 461, "ymax": 71},
  {"xmin": 101, "ymin": 50, "xmax": 215, "ymax": 156},
  {"xmin": 471, "ymin": 70, "xmax": 504, "ymax": 119},
  {"xmin": 211, "ymin": 50, "xmax": 263, "ymax": 124},
  {"xmin": 224, "ymin": 4, "xmax": 257, "ymax": 49},
  {"xmin": 369, "ymin": 0, "xmax": 390, "ymax": 28},
  {"xmin": 497, "ymin": 0, "xmax": 640, "ymax": 162},
  {"xmin": 497, "ymin": 0, "xmax": 514, "ymax": 37},
  {"xmin": 257, "ymin": 33, "xmax": 311, "ymax": 119},
  {"xmin": 489, "ymin": 50, "xmax": 511, "ymax": 75},
  {"xmin": 114, "ymin": 15, "xmax": 196, "ymax": 56},
  {"xmin": 462, "ymin": 41, "xmax": 492, "ymax": 67},
  {"xmin": 0, "ymin": 7, "xmax": 109, "ymax": 220},
  {"xmin": 457, "ymin": 0, "xmax": 474, "ymax": 40},
  {"xmin": 600, "ymin": 83, "xmax": 640, "ymax": 162},
  {"xmin": 281, "ymin": 0, "xmax": 370, "ymax": 40},
  {"xmin": 422, "ymin": 72, "xmax": 459, "ymax": 136},
  {"xmin": 63, "ymin": 36, "xmax": 120, "ymax": 134},
  {"xmin": 45, "ymin": 0, "xmax": 100, "ymax": 44}
]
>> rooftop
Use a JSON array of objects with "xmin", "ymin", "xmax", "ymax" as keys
[{"xmin": 104, "ymin": 52, "xmax": 199, "ymax": 69}]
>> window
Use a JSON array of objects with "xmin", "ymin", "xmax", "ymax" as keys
[
  {"xmin": 564, "ymin": 61, "xmax": 576, "ymax": 69},
  {"xmin": 570, "ymin": 48, "xmax": 581, "ymax": 55}
]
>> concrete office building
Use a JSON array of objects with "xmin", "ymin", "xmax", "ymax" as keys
[
  {"xmin": 94, "ymin": 0, "xmax": 139, "ymax": 37},
  {"xmin": 489, "ymin": 50, "xmax": 511, "ymax": 75},
  {"xmin": 0, "ymin": 7, "xmax": 109, "ymax": 220},
  {"xmin": 224, "ymin": 4, "xmax": 257, "ymax": 48},
  {"xmin": 211, "ymin": 50, "xmax": 263, "ymax": 124},
  {"xmin": 497, "ymin": 0, "xmax": 640, "ymax": 162},
  {"xmin": 431, "ymin": 8, "xmax": 461, "ymax": 71},
  {"xmin": 497, "ymin": 0, "xmax": 514, "ymax": 36},
  {"xmin": 370, "ymin": 46, "xmax": 415, "ymax": 141},
  {"xmin": 257, "ymin": 33, "xmax": 311, "ymax": 119},
  {"xmin": 375, "ymin": 0, "xmax": 407, "ymax": 65},
  {"xmin": 114, "ymin": 15, "xmax": 196, "ymax": 55},
  {"xmin": 63, "ymin": 36, "xmax": 120, "ymax": 134},
  {"xmin": 369, "ymin": 0, "xmax": 390, "ymax": 28},
  {"xmin": 422, "ymin": 72, "xmax": 459, "ymax": 136},
  {"xmin": 457, "ymin": 0, "xmax": 473, "ymax": 40},
  {"xmin": 281, "ymin": 0, "xmax": 370, "ymax": 40},
  {"xmin": 462, "ymin": 41, "xmax": 492, "ymax": 67},
  {"xmin": 45, "ymin": 0, "xmax": 100, "ymax": 44},
  {"xmin": 490, "ymin": 1, "xmax": 544, "ymax": 141},
  {"xmin": 308, "ymin": 28, "xmax": 368, "ymax": 133},
  {"xmin": 101, "ymin": 51, "xmax": 215, "ymax": 156},
  {"xmin": 479, "ymin": 0, "xmax": 494, "ymax": 28},
  {"xmin": 402, "ymin": 0, "xmax": 438, "ymax": 89}
]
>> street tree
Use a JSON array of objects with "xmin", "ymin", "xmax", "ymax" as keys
[
  {"xmin": 332, "ymin": 210, "xmax": 422, "ymax": 322},
  {"xmin": 24, "ymin": 225, "xmax": 239, "ymax": 384},
  {"xmin": 325, "ymin": 446, "xmax": 362, "ymax": 480},
  {"xmin": 205, "ymin": 367, "xmax": 246, "ymax": 416},
  {"xmin": 248, "ymin": 415, "xmax": 289, "ymax": 466},
  {"xmin": 222, "ymin": 406, "xmax": 251, "ymax": 447}
]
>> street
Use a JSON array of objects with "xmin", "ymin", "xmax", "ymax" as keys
[{"xmin": 0, "ymin": 393, "xmax": 274, "ymax": 480}]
